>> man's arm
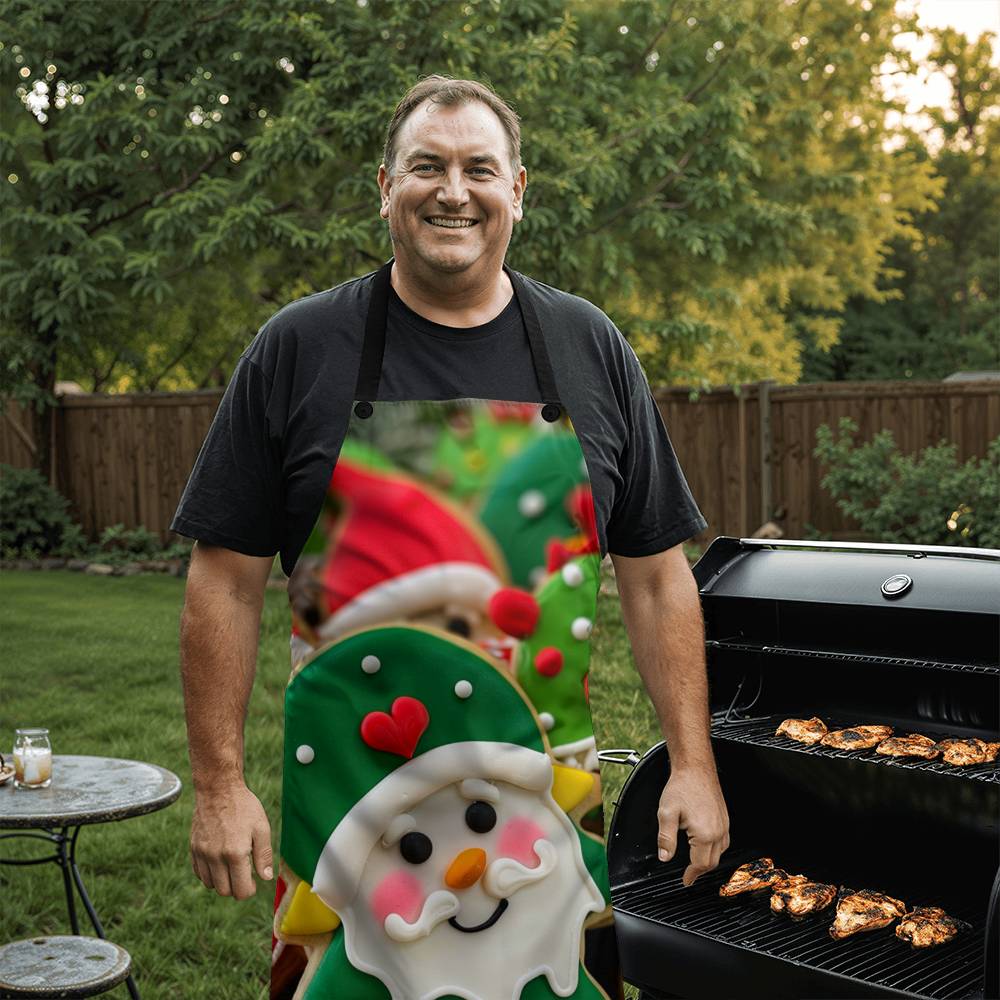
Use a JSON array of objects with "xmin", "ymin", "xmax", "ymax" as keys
[
  {"xmin": 180, "ymin": 541, "xmax": 275, "ymax": 900},
  {"xmin": 611, "ymin": 543, "xmax": 730, "ymax": 886}
]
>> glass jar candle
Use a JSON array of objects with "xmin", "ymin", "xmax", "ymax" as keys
[{"xmin": 13, "ymin": 728, "xmax": 53, "ymax": 789}]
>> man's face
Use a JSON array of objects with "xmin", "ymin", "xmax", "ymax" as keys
[{"xmin": 378, "ymin": 99, "xmax": 527, "ymax": 277}]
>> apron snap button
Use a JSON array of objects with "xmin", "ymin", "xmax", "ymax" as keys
[
  {"xmin": 354, "ymin": 400, "xmax": 374, "ymax": 419},
  {"xmin": 541, "ymin": 403, "xmax": 561, "ymax": 423}
]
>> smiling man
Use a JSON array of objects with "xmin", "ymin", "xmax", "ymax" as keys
[{"xmin": 173, "ymin": 75, "xmax": 728, "ymax": 1000}]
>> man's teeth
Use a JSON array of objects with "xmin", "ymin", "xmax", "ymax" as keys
[{"xmin": 427, "ymin": 218, "xmax": 477, "ymax": 228}]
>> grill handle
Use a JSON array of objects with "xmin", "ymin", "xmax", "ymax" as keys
[{"xmin": 598, "ymin": 748, "xmax": 641, "ymax": 768}]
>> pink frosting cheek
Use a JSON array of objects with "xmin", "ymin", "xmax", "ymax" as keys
[
  {"xmin": 370, "ymin": 870, "xmax": 426, "ymax": 926},
  {"xmin": 497, "ymin": 816, "xmax": 547, "ymax": 867}
]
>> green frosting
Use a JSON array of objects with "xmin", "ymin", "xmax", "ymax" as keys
[
  {"xmin": 514, "ymin": 554, "xmax": 601, "ymax": 753},
  {"xmin": 479, "ymin": 433, "xmax": 590, "ymax": 588},
  {"xmin": 280, "ymin": 625, "xmax": 547, "ymax": 886}
]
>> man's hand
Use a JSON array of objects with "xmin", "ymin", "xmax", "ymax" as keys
[
  {"xmin": 656, "ymin": 765, "xmax": 730, "ymax": 886},
  {"xmin": 190, "ymin": 781, "xmax": 273, "ymax": 899}
]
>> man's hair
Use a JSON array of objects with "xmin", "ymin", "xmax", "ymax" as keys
[{"xmin": 382, "ymin": 75, "xmax": 522, "ymax": 180}]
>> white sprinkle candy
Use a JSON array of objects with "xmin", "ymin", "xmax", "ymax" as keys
[
  {"xmin": 454, "ymin": 680, "xmax": 473, "ymax": 699},
  {"xmin": 561, "ymin": 562, "xmax": 584, "ymax": 588},
  {"xmin": 529, "ymin": 565, "xmax": 547, "ymax": 588},
  {"xmin": 361, "ymin": 655, "xmax": 381, "ymax": 674},
  {"xmin": 296, "ymin": 745, "xmax": 315, "ymax": 764},
  {"xmin": 571, "ymin": 616, "xmax": 593, "ymax": 641},
  {"xmin": 518, "ymin": 489, "xmax": 546, "ymax": 518},
  {"xmin": 539, "ymin": 712, "xmax": 555, "ymax": 731}
]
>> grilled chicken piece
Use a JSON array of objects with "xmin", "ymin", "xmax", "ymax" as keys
[
  {"xmin": 775, "ymin": 717, "xmax": 827, "ymax": 745},
  {"xmin": 934, "ymin": 738, "xmax": 1000, "ymax": 766},
  {"xmin": 874, "ymin": 733, "xmax": 939, "ymax": 759},
  {"xmin": 719, "ymin": 858, "xmax": 798, "ymax": 897},
  {"xmin": 820, "ymin": 725, "xmax": 894, "ymax": 750},
  {"xmin": 829, "ymin": 889, "xmax": 907, "ymax": 939},
  {"xmin": 771, "ymin": 880, "xmax": 838, "ymax": 918},
  {"xmin": 895, "ymin": 906, "xmax": 968, "ymax": 948}
]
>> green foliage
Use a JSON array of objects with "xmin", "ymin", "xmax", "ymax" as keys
[
  {"xmin": 0, "ymin": 0, "xmax": 953, "ymax": 420},
  {"xmin": 802, "ymin": 26, "xmax": 999, "ymax": 381},
  {"xmin": 0, "ymin": 463, "xmax": 79, "ymax": 556},
  {"xmin": 814, "ymin": 418, "xmax": 1000, "ymax": 547}
]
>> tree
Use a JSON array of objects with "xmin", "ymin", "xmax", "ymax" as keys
[
  {"xmin": 2, "ymin": 0, "xmax": 946, "ymax": 477},
  {"xmin": 802, "ymin": 26, "xmax": 999, "ymax": 381}
]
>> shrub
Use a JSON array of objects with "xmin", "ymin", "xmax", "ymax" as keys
[
  {"xmin": 0, "ymin": 464, "xmax": 82, "ymax": 557},
  {"xmin": 814, "ymin": 419, "xmax": 1000, "ymax": 548}
]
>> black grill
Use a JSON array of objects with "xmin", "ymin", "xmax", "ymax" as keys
[
  {"xmin": 605, "ymin": 538, "xmax": 1000, "ymax": 1000},
  {"xmin": 614, "ymin": 856, "xmax": 983, "ymax": 1000}
]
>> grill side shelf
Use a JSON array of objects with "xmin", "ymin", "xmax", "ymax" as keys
[
  {"xmin": 710, "ymin": 713, "xmax": 1000, "ymax": 783},
  {"xmin": 706, "ymin": 639, "xmax": 1000, "ymax": 677}
]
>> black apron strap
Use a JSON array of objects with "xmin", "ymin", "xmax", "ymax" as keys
[{"xmin": 353, "ymin": 258, "xmax": 563, "ymax": 421}]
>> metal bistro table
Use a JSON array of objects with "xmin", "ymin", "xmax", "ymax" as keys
[{"xmin": 0, "ymin": 755, "xmax": 182, "ymax": 999}]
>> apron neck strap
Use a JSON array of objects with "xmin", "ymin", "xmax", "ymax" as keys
[{"xmin": 353, "ymin": 259, "xmax": 562, "ymax": 418}]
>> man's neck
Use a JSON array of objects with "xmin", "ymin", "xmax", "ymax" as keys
[{"xmin": 390, "ymin": 260, "xmax": 513, "ymax": 329}]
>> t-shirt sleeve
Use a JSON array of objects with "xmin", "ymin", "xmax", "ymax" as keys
[
  {"xmin": 170, "ymin": 353, "xmax": 283, "ymax": 557},
  {"xmin": 605, "ymin": 363, "xmax": 707, "ymax": 558}
]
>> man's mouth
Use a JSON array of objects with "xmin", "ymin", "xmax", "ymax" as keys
[
  {"xmin": 425, "ymin": 217, "xmax": 478, "ymax": 228},
  {"xmin": 448, "ymin": 898, "xmax": 508, "ymax": 933}
]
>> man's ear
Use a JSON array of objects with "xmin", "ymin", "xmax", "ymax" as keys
[
  {"xmin": 513, "ymin": 167, "xmax": 527, "ymax": 223},
  {"xmin": 377, "ymin": 163, "xmax": 391, "ymax": 219}
]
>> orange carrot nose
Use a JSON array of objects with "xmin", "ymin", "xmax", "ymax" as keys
[{"xmin": 444, "ymin": 848, "xmax": 487, "ymax": 889}]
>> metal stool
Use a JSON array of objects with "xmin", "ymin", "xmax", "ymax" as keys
[{"xmin": 0, "ymin": 936, "xmax": 131, "ymax": 998}]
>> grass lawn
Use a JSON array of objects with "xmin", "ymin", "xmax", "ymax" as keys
[{"xmin": 0, "ymin": 567, "xmax": 658, "ymax": 999}]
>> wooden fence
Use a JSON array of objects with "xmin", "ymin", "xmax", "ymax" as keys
[{"xmin": 2, "ymin": 380, "xmax": 998, "ymax": 544}]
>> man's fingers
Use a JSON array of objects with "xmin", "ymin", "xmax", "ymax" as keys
[
  {"xmin": 656, "ymin": 802, "xmax": 680, "ymax": 862},
  {"xmin": 682, "ymin": 838, "xmax": 713, "ymax": 887},
  {"xmin": 192, "ymin": 853, "xmax": 214, "ymax": 890},
  {"xmin": 253, "ymin": 822, "xmax": 274, "ymax": 883},
  {"xmin": 207, "ymin": 857, "xmax": 233, "ymax": 897},
  {"xmin": 227, "ymin": 852, "xmax": 257, "ymax": 901}
]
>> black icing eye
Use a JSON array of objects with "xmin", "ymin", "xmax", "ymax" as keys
[
  {"xmin": 465, "ymin": 801, "xmax": 497, "ymax": 834},
  {"xmin": 399, "ymin": 831, "xmax": 433, "ymax": 864},
  {"xmin": 446, "ymin": 616, "xmax": 472, "ymax": 637}
]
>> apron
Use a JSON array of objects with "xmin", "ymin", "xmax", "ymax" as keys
[{"xmin": 270, "ymin": 260, "xmax": 622, "ymax": 1000}]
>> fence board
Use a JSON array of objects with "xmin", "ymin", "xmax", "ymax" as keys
[{"xmin": 1, "ymin": 381, "xmax": 997, "ymax": 544}]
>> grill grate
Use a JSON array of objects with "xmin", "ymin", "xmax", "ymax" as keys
[
  {"xmin": 614, "ymin": 854, "xmax": 985, "ymax": 1000},
  {"xmin": 706, "ymin": 640, "xmax": 1000, "ymax": 677},
  {"xmin": 711, "ymin": 713, "xmax": 1000, "ymax": 784}
]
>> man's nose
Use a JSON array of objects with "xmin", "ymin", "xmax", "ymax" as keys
[{"xmin": 436, "ymin": 167, "xmax": 470, "ymax": 206}]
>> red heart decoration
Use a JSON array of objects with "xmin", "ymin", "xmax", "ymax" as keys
[{"xmin": 361, "ymin": 696, "xmax": 429, "ymax": 759}]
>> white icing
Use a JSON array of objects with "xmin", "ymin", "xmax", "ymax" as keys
[
  {"xmin": 295, "ymin": 745, "xmax": 315, "ymax": 764},
  {"xmin": 482, "ymin": 838, "xmax": 557, "ymax": 897},
  {"xmin": 570, "ymin": 616, "xmax": 592, "ymax": 641},
  {"xmin": 317, "ymin": 564, "xmax": 501, "ymax": 640},
  {"xmin": 561, "ymin": 563, "xmax": 584, "ymax": 588},
  {"xmin": 517, "ymin": 489, "xmax": 546, "ymax": 518},
  {"xmin": 550, "ymin": 734, "xmax": 597, "ymax": 762},
  {"xmin": 362, "ymin": 655, "xmax": 381, "ymax": 675},
  {"xmin": 528, "ymin": 566, "xmax": 547, "ymax": 588},
  {"xmin": 459, "ymin": 779, "xmax": 499, "ymax": 802},
  {"xmin": 538, "ymin": 712, "xmax": 555, "ymax": 732},
  {"xmin": 381, "ymin": 813, "xmax": 416, "ymax": 848},
  {"xmin": 312, "ymin": 742, "xmax": 553, "ymax": 910},
  {"xmin": 454, "ymin": 680, "xmax": 473, "ymax": 699},
  {"xmin": 326, "ymin": 776, "xmax": 606, "ymax": 1000},
  {"xmin": 384, "ymin": 889, "xmax": 459, "ymax": 943}
]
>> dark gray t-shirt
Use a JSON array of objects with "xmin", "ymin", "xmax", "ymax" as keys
[{"xmin": 170, "ymin": 265, "xmax": 706, "ymax": 575}]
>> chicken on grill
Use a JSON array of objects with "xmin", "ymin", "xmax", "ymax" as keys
[
  {"xmin": 934, "ymin": 738, "xmax": 1000, "ymax": 766},
  {"xmin": 775, "ymin": 717, "xmax": 827, "ymax": 745},
  {"xmin": 719, "ymin": 858, "xmax": 802, "ymax": 897},
  {"xmin": 820, "ymin": 725, "xmax": 893, "ymax": 750},
  {"xmin": 829, "ymin": 889, "xmax": 907, "ymax": 939},
  {"xmin": 874, "ymin": 733, "xmax": 939, "ymax": 759},
  {"xmin": 895, "ymin": 907, "xmax": 969, "ymax": 948},
  {"xmin": 770, "ymin": 880, "xmax": 838, "ymax": 918}
]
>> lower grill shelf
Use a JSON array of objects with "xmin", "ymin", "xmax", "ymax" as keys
[
  {"xmin": 711, "ymin": 714, "xmax": 1000, "ymax": 783},
  {"xmin": 613, "ymin": 856, "xmax": 985, "ymax": 999}
]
